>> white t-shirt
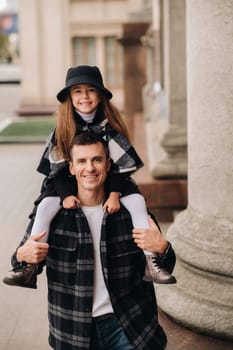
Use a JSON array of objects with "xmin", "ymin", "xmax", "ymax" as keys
[{"xmin": 81, "ymin": 204, "xmax": 114, "ymax": 317}]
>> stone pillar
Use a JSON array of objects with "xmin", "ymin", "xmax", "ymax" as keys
[
  {"xmin": 18, "ymin": 0, "xmax": 69, "ymax": 115},
  {"xmin": 118, "ymin": 23, "xmax": 148, "ymax": 136},
  {"xmin": 141, "ymin": 0, "xmax": 168, "ymax": 173},
  {"xmin": 156, "ymin": 0, "xmax": 233, "ymax": 339},
  {"xmin": 153, "ymin": 0, "xmax": 187, "ymax": 178}
]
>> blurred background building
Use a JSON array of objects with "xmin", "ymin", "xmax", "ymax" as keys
[
  {"xmin": 17, "ymin": 0, "xmax": 152, "ymax": 116},
  {"xmin": 0, "ymin": 0, "xmax": 19, "ymax": 64}
]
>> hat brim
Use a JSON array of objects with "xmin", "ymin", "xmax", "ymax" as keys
[{"xmin": 57, "ymin": 78, "xmax": 112, "ymax": 102}]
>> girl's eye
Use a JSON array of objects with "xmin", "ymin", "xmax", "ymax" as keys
[{"xmin": 72, "ymin": 89, "xmax": 81, "ymax": 94}]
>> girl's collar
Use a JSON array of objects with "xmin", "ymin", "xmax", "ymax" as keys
[
  {"xmin": 76, "ymin": 109, "xmax": 97, "ymax": 123},
  {"xmin": 73, "ymin": 105, "xmax": 106, "ymax": 125}
]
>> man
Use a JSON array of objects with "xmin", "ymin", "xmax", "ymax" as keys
[{"xmin": 9, "ymin": 132, "xmax": 176, "ymax": 349}]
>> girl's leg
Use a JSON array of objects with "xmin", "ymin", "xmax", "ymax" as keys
[
  {"xmin": 120, "ymin": 193, "xmax": 176, "ymax": 284},
  {"xmin": 120, "ymin": 193, "xmax": 151, "ymax": 255},
  {"xmin": 3, "ymin": 196, "xmax": 62, "ymax": 289},
  {"xmin": 31, "ymin": 196, "xmax": 61, "ymax": 242}
]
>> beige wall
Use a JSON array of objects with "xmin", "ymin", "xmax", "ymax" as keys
[{"xmin": 18, "ymin": 0, "xmax": 150, "ymax": 113}]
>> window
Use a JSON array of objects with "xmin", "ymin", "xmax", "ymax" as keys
[
  {"xmin": 73, "ymin": 37, "xmax": 96, "ymax": 65},
  {"xmin": 105, "ymin": 36, "xmax": 123, "ymax": 87}
]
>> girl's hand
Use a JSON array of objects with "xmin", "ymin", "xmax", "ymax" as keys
[
  {"xmin": 63, "ymin": 195, "xmax": 80, "ymax": 209},
  {"xmin": 103, "ymin": 192, "xmax": 121, "ymax": 214}
]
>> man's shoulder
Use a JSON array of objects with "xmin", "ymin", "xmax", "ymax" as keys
[
  {"xmin": 105, "ymin": 206, "xmax": 134, "ymax": 240},
  {"xmin": 50, "ymin": 205, "xmax": 133, "ymax": 234},
  {"xmin": 106, "ymin": 205, "xmax": 133, "ymax": 224},
  {"xmin": 50, "ymin": 207, "xmax": 84, "ymax": 231}
]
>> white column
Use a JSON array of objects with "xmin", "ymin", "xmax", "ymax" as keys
[
  {"xmin": 39, "ymin": 0, "xmax": 70, "ymax": 104},
  {"xmin": 19, "ymin": 0, "xmax": 69, "ymax": 107},
  {"xmin": 156, "ymin": 0, "xmax": 233, "ymax": 339},
  {"xmin": 19, "ymin": 0, "xmax": 41, "ymax": 105},
  {"xmin": 142, "ymin": 0, "xmax": 168, "ymax": 172},
  {"xmin": 153, "ymin": 0, "xmax": 187, "ymax": 178}
]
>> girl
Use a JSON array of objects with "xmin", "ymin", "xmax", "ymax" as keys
[{"xmin": 3, "ymin": 65, "xmax": 176, "ymax": 288}]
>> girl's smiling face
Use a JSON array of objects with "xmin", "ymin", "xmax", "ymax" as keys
[{"xmin": 70, "ymin": 84, "xmax": 101, "ymax": 115}]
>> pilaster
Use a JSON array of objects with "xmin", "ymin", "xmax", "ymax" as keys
[
  {"xmin": 153, "ymin": 0, "xmax": 187, "ymax": 178},
  {"xmin": 156, "ymin": 0, "xmax": 233, "ymax": 338},
  {"xmin": 18, "ymin": 0, "xmax": 69, "ymax": 115}
]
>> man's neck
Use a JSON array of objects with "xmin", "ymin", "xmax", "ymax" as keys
[{"xmin": 78, "ymin": 189, "xmax": 105, "ymax": 207}]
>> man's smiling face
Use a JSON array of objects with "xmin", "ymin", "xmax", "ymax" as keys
[{"xmin": 69, "ymin": 142, "xmax": 111, "ymax": 193}]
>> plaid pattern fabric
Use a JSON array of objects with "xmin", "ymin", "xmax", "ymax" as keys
[
  {"xmin": 10, "ymin": 207, "xmax": 176, "ymax": 349},
  {"xmin": 45, "ymin": 206, "xmax": 168, "ymax": 350},
  {"xmin": 36, "ymin": 130, "xmax": 66, "ymax": 177},
  {"xmin": 90, "ymin": 120, "xmax": 144, "ymax": 174},
  {"xmin": 37, "ymin": 110, "xmax": 144, "ymax": 178}
]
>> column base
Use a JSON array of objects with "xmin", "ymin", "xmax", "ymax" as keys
[
  {"xmin": 152, "ymin": 157, "xmax": 187, "ymax": 178},
  {"xmin": 152, "ymin": 124, "xmax": 187, "ymax": 178},
  {"xmin": 156, "ymin": 207, "xmax": 233, "ymax": 339}
]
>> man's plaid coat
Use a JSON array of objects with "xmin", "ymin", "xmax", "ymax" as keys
[{"xmin": 12, "ymin": 206, "xmax": 175, "ymax": 350}]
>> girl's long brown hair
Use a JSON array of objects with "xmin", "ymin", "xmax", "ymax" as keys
[{"xmin": 55, "ymin": 92, "xmax": 130, "ymax": 161}]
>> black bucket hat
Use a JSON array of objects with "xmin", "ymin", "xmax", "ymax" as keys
[{"xmin": 57, "ymin": 65, "xmax": 113, "ymax": 102}]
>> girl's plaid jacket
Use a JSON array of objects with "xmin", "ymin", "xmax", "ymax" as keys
[
  {"xmin": 12, "ymin": 206, "xmax": 175, "ymax": 349},
  {"xmin": 36, "ymin": 107, "xmax": 144, "ymax": 202}
]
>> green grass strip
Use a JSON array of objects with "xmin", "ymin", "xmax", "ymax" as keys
[{"xmin": 0, "ymin": 116, "xmax": 55, "ymax": 143}]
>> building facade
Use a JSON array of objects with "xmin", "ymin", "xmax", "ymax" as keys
[
  {"xmin": 18, "ymin": 0, "xmax": 233, "ymax": 340},
  {"xmin": 18, "ymin": 0, "xmax": 150, "ymax": 114}
]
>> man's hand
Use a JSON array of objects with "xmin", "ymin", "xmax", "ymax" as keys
[
  {"xmin": 132, "ymin": 216, "xmax": 168, "ymax": 254},
  {"xmin": 17, "ymin": 232, "xmax": 49, "ymax": 264},
  {"xmin": 63, "ymin": 195, "xmax": 80, "ymax": 209}
]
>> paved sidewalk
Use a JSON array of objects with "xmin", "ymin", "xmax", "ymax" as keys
[{"xmin": 0, "ymin": 144, "xmax": 50, "ymax": 350}]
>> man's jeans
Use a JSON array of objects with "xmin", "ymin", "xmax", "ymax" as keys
[{"xmin": 90, "ymin": 315, "xmax": 133, "ymax": 350}]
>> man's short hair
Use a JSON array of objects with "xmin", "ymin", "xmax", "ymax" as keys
[{"xmin": 69, "ymin": 131, "xmax": 110, "ymax": 160}]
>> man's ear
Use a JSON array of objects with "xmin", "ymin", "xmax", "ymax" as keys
[
  {"xmin": 69, "ymin": 161, "xmax": 75, "ymax": 175},
  {"xmin": 106, "ymin": 158, "xmax": 112, "ymax": 172}
]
